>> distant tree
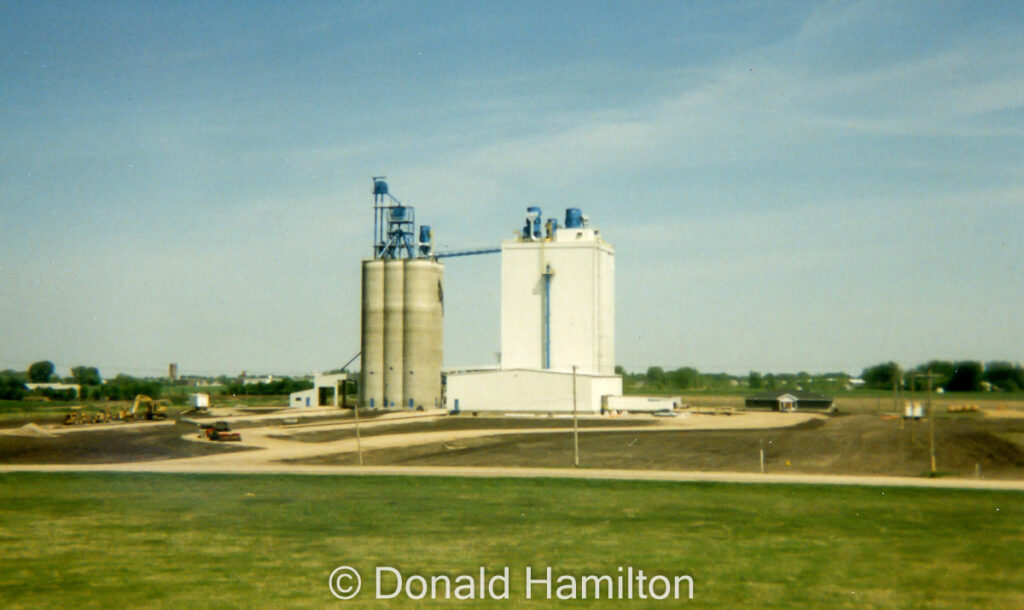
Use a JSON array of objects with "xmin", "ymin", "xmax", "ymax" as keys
[
  {"xmin": 702, "ymin": 373, "xmax": 735, "ymax": 390},
  {"xmin": 98, "ymin": 375, "xmax": 161, "ymax": 400},
  {"xmin": 645, "ymin": 367, "xmax": 665, "ymax": 390},
  {"xmin": 225, "ymin": 377, "xmax": 313, "ymax": 396},
  {"xmin": 946, "ymin": 361, "xmax": 983, "ymax": 392},
  {"xmin": 30, "ymin": 387, "xmax": 76, "ymax": 401},
  {"xmin": 614, "ymin": 365, "xmax": 625, "ymax": 375},
  {"xmin": 861, "ymin": 362, "xmax": 901, "ymax": 390},
  {"xmin": 748, "ymin": 372, "xmax": 763, "ymax": 390},
  {"xmin": 984, "ymin": 362, "xmax": 1024, "ymax": 392},
  {"xmin": 71, "ymin": 366, "xmax": 103, "ymax": 386},
  {"xmin": 0, "ymin": 371, "xmax": 27, "ymax": 400},
  {"xmin": 1, "ymin": 369, "xmax": 27, "ymax": 383},
  {"xmin": 763, "ymin": 373, "xmax": 777, "ymax": 390},
  {"xmin": 27, "ymin": 360, "xmax": 55, "ymax": 383},
  {"xmin": 910, "ymin": 361, "xmax": 955, "ymax": 390},
  {"xmin": 668, "ymin": 367, "xmax": 701, "ymax": 390}
]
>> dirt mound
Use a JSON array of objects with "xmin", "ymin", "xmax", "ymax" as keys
[
  {"xmin": 1, "ymin": 423, "xmax": 56, "ymax": 438},
  {"xmin": 946, "ymin": 430, "xmax": 1024, "ymax": 467},
  {"xmin": 0, "ymin": 422, "xmax": 252, "ymax": 464}
]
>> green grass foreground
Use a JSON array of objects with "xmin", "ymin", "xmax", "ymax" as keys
[{"xmin": 0, "ymin": 473, "xmax": 1021, "ymax": 608}]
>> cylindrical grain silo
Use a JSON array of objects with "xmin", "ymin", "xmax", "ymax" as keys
[
  {"xmin": 403, "ymin": 259, "xmax": 444, "ymax": 409},
  {"xmin": 382, "ymin": 258, "xmax": 405, "ymax": 408},
  {"xmin": 427, "ymin": 261, "xmax": 444, "ymax": 406},
  {"xmin": 359, "ymin": 259, "xmax": 385, "ymax": 409}
]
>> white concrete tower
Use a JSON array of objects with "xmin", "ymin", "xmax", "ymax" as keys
[{"xmin": 500, "ymin": 207, "xmax": 615, "ymax": 375}]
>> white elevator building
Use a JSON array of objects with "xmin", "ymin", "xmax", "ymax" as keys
[
  {"xmin": 445, "ymin": 207, "xmax": 622, "ymax": 413},
  {"xmin": 500, "ymin": 218, "xmax": 615, "ymax": 375}
]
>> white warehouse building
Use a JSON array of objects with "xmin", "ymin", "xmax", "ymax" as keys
[{"xmin": 446, "ymin": 207, "xmax": 622, "ymax": 413}]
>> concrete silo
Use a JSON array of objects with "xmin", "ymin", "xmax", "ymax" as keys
[
  {"xmin": 359, "ymin": 179, "xmax": 444, "ymax": 410},
  {"xmin": 382, "ymin": 258, "xmax": 406, "ymax": 408},
  {"xmin": 359, "ymin": 259, "xmax": 385, "ymax": 408},
  {"xmin": 402, "ymin": 259, "xmax": 444, "ymax": 409}
]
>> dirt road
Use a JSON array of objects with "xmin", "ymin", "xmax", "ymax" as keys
[{"xmin": 165, "ymin": 410, "xmax": 823, "ymax": 466}]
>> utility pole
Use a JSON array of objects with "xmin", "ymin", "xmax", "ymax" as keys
[
  {"xmin": 759, "ymin": 437, "xmax": 765, "ymax": 474},
  {"xmin": 897, "ymin": 371, "xmax": 905, "ymax": 430},
  {"xmin": 908, "ymin": 379, "xmax": 916, "ymax": 444},
  {"xmin": 572, "ymin": 365, "xmax": 580, "ymax": 468},
  {"xmin": 893, "ymin": 374, "xmax": 901, "ymax": 428},
  {"xmin": 926, "ymin": 371, "xmax": 937, "ymax": 475},
  {"xmin": 354, "ymin": 401, "xmax": 364, "ymax": 466},
  {"xmin": 909, "ymin": 370, "xmax": 941, "ymax": 475}
]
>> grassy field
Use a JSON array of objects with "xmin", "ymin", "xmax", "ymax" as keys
[
  {"xmin": 0, "ymin": 400, "xmax": 81, "ymax": 423},
  {"xmin": 0, "ymin": 473, "xmax": 1020, "ymax": 608}
]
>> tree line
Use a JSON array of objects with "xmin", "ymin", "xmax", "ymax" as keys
[
  {"xmin": 0, "ymin": 359, "xmax": 318, "ymax": 402},
  {"xmin": 223, "ymin": 378, "xmax": 313, "ymax": 396},
  {"xmin": 619, "ymin": 360, "xmax": 1024, "ymax": 394},
  {"xmin": 859, "ymin": 361, "xmax": 1024, "ymax": 392},
  {"xmin": 0, "ymin": 361, "xmax": 161, "ymax": 401},
  {"xmin": 619, "ymin": 365, "xmax": 857, "ymax": 394}
]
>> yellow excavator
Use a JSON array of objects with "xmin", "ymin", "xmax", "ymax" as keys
[{"xmin": 123, "ymin": 395, "xmax": 170, "ymax": 421}]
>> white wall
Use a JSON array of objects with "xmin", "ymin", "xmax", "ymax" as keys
[
  {"xmin": 290, "ymin": 388, "xmax": 317, "ymax": 408},
  {"xmin": 25, "ymin": 383, "xmax": 81, "ymax": 397},
  {"xmin": 445, "ymin": 369, "xmax": 622, "ymax": 413},
  {"xmin": 597, "ymin": 240, "xmax": 615, "ymax": 373},
  {"xmin": 315, "ymin": 372, "xmax": 347, "ymax": 408},
  {"xmin": 289, "ymin": 372, "xmax": 348, "ymax": 408}
]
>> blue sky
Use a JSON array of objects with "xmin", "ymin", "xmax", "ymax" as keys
[{"xmin": 1, "ymin": 1, "xmax": 1021, "ymax": 378}]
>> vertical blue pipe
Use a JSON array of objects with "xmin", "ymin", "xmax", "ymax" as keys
[{"xmin": 543, "ymin": 265, "xmax": 552, "ymax": 369}]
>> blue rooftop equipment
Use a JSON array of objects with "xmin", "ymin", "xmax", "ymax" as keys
[
  {"xmin": 545, "ymin": 218, "xmax": 558, "ymax": 239},
  {"xmin": 524, "ymin": 206, "xmax": 542, "ymax": 239},
  {"xmin": 419, "ymin": 225, "xmax": 432, "ymax": 256},
  {"xmin": 371, "ymin": 177, "xmax": 418, "ymax": 259},
  {"xmin": 565, "ymin": 208, "xmax": 584, "ymax": 229}
]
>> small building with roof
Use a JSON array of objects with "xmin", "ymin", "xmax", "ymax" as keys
[
  {"xmin": 745, "ymin": 389, "xmax": 835, "ymax": 412},
  {"xmin": 289, "ymin": 372, "xmax": 350, "ymax": 408}
]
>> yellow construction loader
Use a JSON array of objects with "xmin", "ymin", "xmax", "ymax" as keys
[
  {"xmin": 63, "ymin": 406, "xmax": 87, "ymax": 425},
  {"xmin": 62, "ymin": 406, "xmax": 112, "ymax": 425},
  {"xmin": 124, "ymin": 395, "xmax": 170, "ymax": 421}
]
